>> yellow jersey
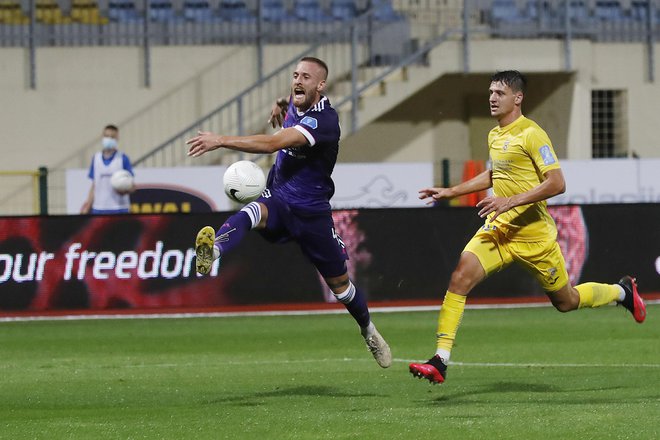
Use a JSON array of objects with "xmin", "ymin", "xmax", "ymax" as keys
[{"xmin": 486, "ymin": 115, "xmax": 561, "ymax": 241}]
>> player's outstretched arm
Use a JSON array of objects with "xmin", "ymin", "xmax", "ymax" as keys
[
  {"xmin": 187, "ymin": 128, "xmax": 307, "ymax": 157},
  {"xmin": 419, "ymin": 170, "xmax": 492, "ymax": 205}
]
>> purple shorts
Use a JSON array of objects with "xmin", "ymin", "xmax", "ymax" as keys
[{"xmin": 256, "ymin": 194, "xmax": 348, "ymax": 278}]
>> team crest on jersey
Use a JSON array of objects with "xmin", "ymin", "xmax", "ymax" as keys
[
  {"xmin": 502, "ymin": 140, "xmax": 510, "ymax": 151},
  {"xmin": 539, "ymin": 145, "xmax": 556, "ymax": 165},
  {"xmin": 300, "ymin": 116, "xmax": 318, "ymax": 129}
]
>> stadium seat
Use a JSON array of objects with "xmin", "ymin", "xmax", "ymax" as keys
[
  {"xmin": 36, "ymin": 0, "xmax": 70, "ymax": 24},
  {"xmin": 523, "ymin": 0, "xmax": 556, "ymax": 21},
  {"xmin": 70, "ymin": 0, "xmax": 108, "ymax": 24},
  {"xmin": 595, "ymin": 0, "xmax": 625, "ymax": 21},
  {"xmin": 108, "ymin": 0, "xmax": 142, "ymax": 22},
  {"xmin": 149, "ymin": 0, "xmax": 178, "ymax": 22},
  {"xmin": 259, "ymin": 0, "xmax": 291, "ymax": 21},
  {"xmin": 370, "ymin": 0, "xmax": 402, "ymax": 22},
  {"xmin": 218, "ymin": 0, "xmax": 254, "ymax": 22},
  {"xmin": 0, "ymin": 0, "xmax": 29, "ymax": 24},
  {"xmin": 294, "ymin": 0, "xmax": 331, "ymax": 22},
  {"xmin": 330, "ymin": 0, "xmax": 357, "ymax": 21},
  {"xmin": 567, "ymin": 0, "xmax": 592, "ymax": 24},
  {"xmin": 183, "ymin": 0, "xmax": 219, "ymax": 21},
  {"xmin": 629, "ymin": 1, "xmax": 648, "ymax": 21},
  {"xmin": 491, "ymin": 0, "xmax": 524, "ymax": 23}
]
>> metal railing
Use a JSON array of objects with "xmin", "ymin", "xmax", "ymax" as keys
[
  {"xmin": 132, "ymin": 10, "xmax": 407, "ymax": 168},
  {"xmin": 1, "ymin": 0, "xmax": 657, "ymax": 214}
]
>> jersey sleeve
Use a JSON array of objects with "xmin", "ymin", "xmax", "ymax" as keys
[
  {"xmin": 525, "ymin": 127, "xmax": 561, "ymax": 175},
  {"xmin": 87, "ymin": 156, "xmax": 95, "ymax": 179},
  {"xmin": 122, "ymin": 154, "xmax": 134, "ymax": 176},
  {"xmin": 293, "ymin": 111, "xmax": 339, "ymax": 147}
]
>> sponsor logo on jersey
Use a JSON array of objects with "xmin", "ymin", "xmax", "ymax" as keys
[
  {"xmin": 539, "ymin": 145, "xmax": 556, "ymax": 165},
  {"xmin": 547, "ymin": 267, "xmax": 559, "ymax": 285},
  {"xmin": 300, "ymin": 116, "xmax": 318, "ymax": 130}
]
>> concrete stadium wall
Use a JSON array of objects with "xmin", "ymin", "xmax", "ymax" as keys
[
  {"xmin": 0, "ymin": 44, "xmax": 307, "ymax": 171},
  {"xmin": 1, "ymin": 39, "xmax": 658, "ymax": 176},
  {"xmin": 339, "ymin": 39, "xmax": 659, "ymax": 172}
]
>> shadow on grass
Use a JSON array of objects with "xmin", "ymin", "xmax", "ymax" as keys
[
  {"xmin": 205, "ymin": 385, "xmax": 381, "ymax": 406},
  {"xmin": 427, "ymin": 382, "xmax": 643, "ymax": 405}
]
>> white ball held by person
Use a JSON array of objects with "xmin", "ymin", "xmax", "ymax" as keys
[{"xmin": 110, "ymin": 169, "xmax": 134, "ymax": 193}]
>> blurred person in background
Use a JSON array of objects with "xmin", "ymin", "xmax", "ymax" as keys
[{"xmin": 80, "ymin": 124, "xmax": 135, "ymax": 214}]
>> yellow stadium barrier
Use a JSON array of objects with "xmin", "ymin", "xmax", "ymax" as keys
[{"xmin": 0, "ymin": 168, "xmax": 48, "ymax": 216}]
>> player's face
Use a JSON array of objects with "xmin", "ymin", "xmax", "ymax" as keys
[
  {"xmin": 291, "ymin": 61, "xmax": 326, "ymax": 111},
  {"xmin": 489, "ymin": 81, "xmax": 522, "ymax": 124}
]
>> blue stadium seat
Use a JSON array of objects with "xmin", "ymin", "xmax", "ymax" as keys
[
  {"xmin": 524, "ymin": 0, "xmax": 556, "ymax": 21},
  {"xmin": 569, "ymin": 0, "xmax": 589, "ymax": 21},
  {"xmin": 259, "ymin": 0, "xmax": 291, "ymax": 21},
  {"xmin": 330, "ymin": 0, "xmax": 357, "ymax": 21},
  {"xmin": 565, "ymin": 0, "xmax": 597, "ymax": 27},
  {"xmin": 219, "ymin": 0, "xmax": 254, "ymax": 22},
  {"xmin": 149, "ymin": 0, "xmax": 177, "ymax": 22},
  {"xmin": 108, "ymin": 0, "xmax": 142, "ymax": 22},
  {"xmin": 370, "ymin": 0, "xmax": 402, "ymax": 21},
  {"xmin": 629, "ymin": 1, "xmax": 648, "ymax": 21},
  {"xmin": 491, "ymin": 0, "xmax": 523, "ymax": 22},
  {"xmin": 294, "ymin": 0, "xmax": 331, "ymax": 22},
  {"xmin": 595, "ymin": 0, "xmax": 624, "ymax": 21},
  {"xmin": 183, "ymin": 0, "xmax": 217, "ymax": 21}
]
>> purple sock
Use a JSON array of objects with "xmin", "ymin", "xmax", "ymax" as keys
[
  {"xmin": 215, "ymin": 210, "xmax": 253, "ymax": 255},
  {"xmin": 335, "ymin": 282, "xmax": 371, "ymax": 328}
]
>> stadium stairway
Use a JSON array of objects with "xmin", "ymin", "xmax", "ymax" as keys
[{"xmin": 328, "ymin": 63, "xmax": 439, "ymax": 134}]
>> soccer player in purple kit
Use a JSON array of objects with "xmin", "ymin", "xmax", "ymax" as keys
[{"xmin": 186, "ymin": 57, "xmax": 392, "ymax": 368}]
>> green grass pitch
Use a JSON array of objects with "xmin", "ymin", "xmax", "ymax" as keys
[{"xmin": 1, "ymin": 305, "xmax": 657, "ymax": 439}]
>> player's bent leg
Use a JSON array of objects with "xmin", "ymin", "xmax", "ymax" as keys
[
  {"xmin": 574, "ymin": 282, "xmax": 620, "ymax": 310},
  {"xmin": 326, "ymin": 274, "xmax": 392, "ymax": 368},
  {"xmin": 618, "ymin": 276, "xmax": 646, "ymax": 323},
  {"xmin": 410, "ymin": 252, "xmax": 485, "ymax": 384},
  {"xmin": 447, "ymin": 251, "xmax": 488, "ymax": 294},
  {"xmin": 195, "ymin": 226, "xmax": 219, "ymax": 275},
  {"xmin": 546, "ymin": 283, "xmax": 580, "ymax": 312}
]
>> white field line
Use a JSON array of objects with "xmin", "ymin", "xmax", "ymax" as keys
[
  {"xmin": 1, "ymin": 358, "xmax": 657, "ymax": 371},
  {"xmin": 121, "ymin": 358, "xmax": 660, "ymax": 369},
  {"xmin": 0, "ymin": 299, "xmax": 658, "ymax": 323}
]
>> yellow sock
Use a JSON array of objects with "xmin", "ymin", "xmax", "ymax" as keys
[
  {"xmin": 436, "ymin": 291, "xmax": 467, "ymax": 357},
  {"xmin": 576, "ymin": 282, "xmax": 621, "ymax": 308}
]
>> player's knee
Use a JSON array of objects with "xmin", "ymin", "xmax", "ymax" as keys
[
  {"xmin": 448, "ymin": 268, "xmax": 474, "ymax": 293},
  {"xmin": 551, "ymin": 296, "xmax": 578, "ymax": 313},
  {"xmin": 553, "ymin": 302, "xmax": 573, "ymax": 313}
]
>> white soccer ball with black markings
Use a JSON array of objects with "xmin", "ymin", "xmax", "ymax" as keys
[{"xmin": 223, "ymin": 160, "xmax": 266, "ymax": 203}]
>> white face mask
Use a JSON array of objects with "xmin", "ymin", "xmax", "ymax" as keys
[{"xmin": 102, "ymin": 137, "xmax": 118, "ymax": 150}]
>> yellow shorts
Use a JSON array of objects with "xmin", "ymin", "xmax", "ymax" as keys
[{"xmin": 463, "ymin": 226, "xmax": 569, "ymax": 292}]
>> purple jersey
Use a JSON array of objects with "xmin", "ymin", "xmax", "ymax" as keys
[{"xmin": 267, "ymin": 95, "xmax": 340, "ymax": 212}]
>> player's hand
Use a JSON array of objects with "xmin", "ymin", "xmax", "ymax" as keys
[
  {"xmin": 476, "ymin": 195, "xmax": 512, "ymax": 221},
  {"xmin": 267, "ymin": 99, "xmax": 288, "ymax": 128},
  {"xmin": 186, "ymin": 131, "xmax": 221, "ymax": 157},
  {"xmin": 419, "ymin": 187, "xmax": 452, "ymax": 205}
]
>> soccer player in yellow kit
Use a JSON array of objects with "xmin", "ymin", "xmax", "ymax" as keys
[{"xmin": 409, "ymin": 70, "xmax": 647, "ymax": 384}]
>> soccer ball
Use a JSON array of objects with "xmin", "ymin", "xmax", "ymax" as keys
[
  {"xmin": 223, "ymin": 160, "xmax": 266, "ymax": 203},
  {"xmin": 110, "ymin": 169, "xmax": 134, "ymax": 193}
]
